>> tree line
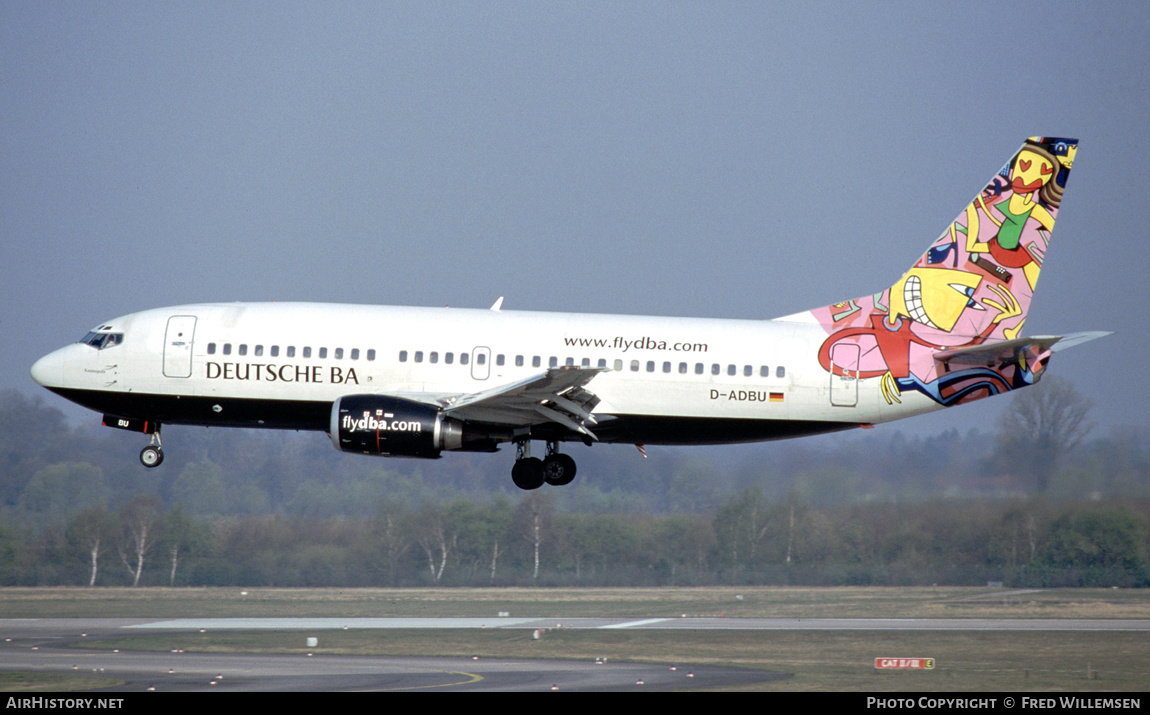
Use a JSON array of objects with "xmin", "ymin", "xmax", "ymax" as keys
[
  {"xmin": 1, "ymin": 489, "xmax": 1147, "ymax": 588},
  {"xmin": 1, "ymin": 383, "xmax": 1148, "ymax": 587}
]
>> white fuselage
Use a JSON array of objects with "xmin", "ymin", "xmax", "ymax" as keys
[{"xmin": 31, "ymin": 301, "xmax": 943, "ymax": 447}]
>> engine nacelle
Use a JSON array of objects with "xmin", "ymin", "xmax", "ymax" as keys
[{"xmin": 330, "ymin": 395, "xmax": 463, "ymax": 458}]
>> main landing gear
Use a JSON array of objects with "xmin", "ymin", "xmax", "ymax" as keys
[{"xmin": 511, "ymin": 440, "xmax": 577, "ymax": 490}]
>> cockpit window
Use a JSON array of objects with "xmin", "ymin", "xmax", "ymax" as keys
[{"xmin": 79, "ymin": 331, "xmax": 124, "ymax": 350}]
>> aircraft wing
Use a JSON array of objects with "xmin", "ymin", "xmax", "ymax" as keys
[
  {"xmin": 933, "ymin": 331, "xmax": 1111, "ymax": 371},
  {"xmin": 429, "ymin": 367, "xmax": 609, "ymax": 439}
]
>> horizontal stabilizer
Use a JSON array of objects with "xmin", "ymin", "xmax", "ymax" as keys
[
  {"xmin": 934, "ymin": 336, "xmax": 1062, "ymax": 369},
  {"xmin": 1049, "ymin": 330, "xmax": 1112, "ymax": 351},
  {"xmin": 933, "ymin": 331, "xmax": 1110, "ymax": 372}
]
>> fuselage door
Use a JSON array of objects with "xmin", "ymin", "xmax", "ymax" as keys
[
  {"xmin": 163, "ymin": 315, "xmax": 197, "ymax": 378},
  {"xmin": 829, "ymin": 343, "xmax": 860, "ymax": 407},
  {"xmin": 470, "ymin": 346, "xmax": 491, "ymax": 380}
]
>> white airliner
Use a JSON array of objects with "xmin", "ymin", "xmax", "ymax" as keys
[{"xmin": 31, "ymin": 137, "xmax": 1105, "ymax": 490}]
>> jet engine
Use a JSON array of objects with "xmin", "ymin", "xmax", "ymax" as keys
[{"xmin": 330, "ymin": 395, "xmax": 465, "ymax": 458}]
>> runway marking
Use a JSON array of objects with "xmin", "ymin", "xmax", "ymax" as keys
[
  {"xmin": 128, "ymin": 618, "xmax": 538, "ymax": 630},
  {"xmin": 600, "ymin": 618, "xmax": 672, "ymax": 629},
  {"xmin": 38, "ymin": 616, "xmax": 1148, "ymax": 633},
  {"xmin": 356, "ymin": 669, "xmax": 485, "ymax": 692}
]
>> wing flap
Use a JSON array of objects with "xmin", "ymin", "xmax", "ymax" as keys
[{"xmin": 441, "ymin": 366, "xmax": 608, "ymax": 437}]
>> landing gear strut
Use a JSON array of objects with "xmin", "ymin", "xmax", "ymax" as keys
[
  {"xmin": 542, "ymin": 441, "xmax": 576, "ymax": 486},
  {"xmin": 511, "ymin": 440, "xmax": 577, "ymax": 490},
  {"xmin": 140, "ymin": 431, "xmax": 164, "ymax": 468}
]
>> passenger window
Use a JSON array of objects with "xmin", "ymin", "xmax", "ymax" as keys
[
  {"xmin": 223, "ymin": 344, "xmax": 232, "ymax": 356},
  {"xmin": 630, "ymin": 360, "xmax": 639, "ymax": 372},
  {"xmin": 727, "ymin": 364, "xmax": 736, "ymax": 376},
  {"xmin": 287, "ymin": 346, "xmax": 296, "ymax": 358},
  {"xmin": 414, "ymin": 351, "xmax": 423, "ymax": 363},
  {"xmin": 460, "ymin": 353, "xmax": 469, "ymax": 365},
  {"xmin": 255, "ymin": 345, "xmax": 264, "ymax": 357},
  {"xmin": 334, "ymin": 348, "xmax": 343, "ymax": 360},
  {"xmin": 760, "ymin": 365, "xmax": 769, "ymax": 377},
  {"xmin": 744, "ymin": 365, "xmax": 753, "ymax": 377},
  {"xmin": 445, "ymin": 352, "xmax": 454, "ymax": 364},
  {"xmin": 663, "ymin": 361, "xmax": 671, "ymax": 373},
  {"xmin": 597, "ymin": 358, "xmax": 607, "ymax": 368},
  {"xmin": 565, "ymin": 357, "xmax": 574, "ymax": 366},
  {"xmin": 679, "ymin": 362, "xmax": 687, "ymax": 374},
  {"xmin": 238, "ymin": 344, "xmax": 248, "ymax": 356},
  {"xmin": 271, "ymin": 346, "xmax": 280, "ymax": 357},
  {"xmin": 533, "ymin": 356, "xmax": 541, "ymax": 368},
  {"xmin": 777, "ymin": 366, "xmax": 786, "ymax": 378},
  {"xmin": 613, "ymin": 359, "xmax": 623, "ymax": 371},
  {"xmin": 303, "ymin": 347, "xmax": 312, "ymax": 358},
  {"xmin": 695, "ymin": 363, "xmax": 704, "ymax": 375},
  {"xmin": 319, "ymin": 347, "xmax": 328, "ymax": 359},
  {"xmin": 646, "ymin": 361, "xmax": 655, "ymax": 372},
  {"xmin": 478, "ymin": 353, "xmax": 486, "ymax": 365},
  {"xmin": 712, "ymin": 364, "xmax": 720, "ymax": 375},
  {"xmin": 581, "ymin": 358, "xmax": 590, "ymax": 367},
  {"xmin": 496, "ymin": 354, "xmax": 505, "ymax": 366},
  {"xmin": 430, "ymin": 352, "xmax": 438, "ymax": 364},
  {"xmin": 399, "ymin": 350, "xmax": 408, "ymax": 362},
  {"xmin": 350, "ymin": 348, "xmax": 359, "ymax": 360},
  {"xmin": 516, "ymin": 355, "xmax": 524, "ymax": 367},
  {"xmin": 367, "ymin": 349, "xmax": 376, "ymax": 361},
  {"xmin": 207, "ymin": 343, "xmax": 216, "ymax": 355}
]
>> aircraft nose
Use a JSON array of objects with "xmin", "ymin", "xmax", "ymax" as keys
[{"xmin": 31, "ymin": 349, "xmax": 66, "ymax": 388}]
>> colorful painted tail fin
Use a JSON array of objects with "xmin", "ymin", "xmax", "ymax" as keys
[
  {"xmin": 809, "ymin": 137, "xmax": 1079, "ymax": 407},
  {"xmin": 897, "ymin": 135, "xmax": 1077, "ymax": 335}
]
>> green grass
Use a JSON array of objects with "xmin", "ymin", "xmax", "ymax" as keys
[
  {"xmin": 3, "ymin": 585, "xmax": 1150, "ymax": 619},
  {"xmin": 4, "ymin": 586, "xmax": 1149, "ymax": 691},
  {"xmin": 0, "ymin": 672, "xmax": 121, "ymax": 691}
]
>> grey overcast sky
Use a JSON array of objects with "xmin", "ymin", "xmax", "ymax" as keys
[{"xmin": 4, "ymin": 1, "xmax": 1149, "ymax": 437}]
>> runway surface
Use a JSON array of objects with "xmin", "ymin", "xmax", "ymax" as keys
[
  {"xmin": 123, "ymin": 616, "xmax": 1150, "ymax": 631},
  {"xmin": 0, "ymin": 646, "xmax": 772, "ymax": 692},
  {"xmin": 3, "ymin": 616, "xmax": 1148, "ymax": 691}
]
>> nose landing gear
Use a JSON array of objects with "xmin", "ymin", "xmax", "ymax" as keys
[
  {"xmin": 101, "ymin": 414, "xmax": 164, "ymax": 468},
  {"xmin": 139, "ymin": 432, "xmax": 164, "ymax": 468}
]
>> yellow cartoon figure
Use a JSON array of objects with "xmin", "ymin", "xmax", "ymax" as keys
[
  {"xmin": 888, "ymin": 267, "xmax": 983, "ymax": 332},
  {"xmin": 965, "ymin": 140, "xmax": 1063, "ymax": 291}
]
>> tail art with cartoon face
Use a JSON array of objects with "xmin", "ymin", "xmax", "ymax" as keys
[{"xmin": 811, "ymin": 137, "xmax": 1078, "ymax": 408}]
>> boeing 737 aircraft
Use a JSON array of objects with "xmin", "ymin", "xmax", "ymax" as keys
[{"xmin": 31, "ymin": 137, "xmax": 1105, "ymax": 490}]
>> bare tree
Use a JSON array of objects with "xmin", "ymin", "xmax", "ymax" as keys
[
  {"xmin": 994, "ymin": 376, "xmax": 1093, "ymax": 493},
  {"xmin": 160, "ymin": 506, "xmax": 197, "ymax": 587},
  {"xmin": 371, "ymin": 502, "xmax": 412, "ymax": 586},
  {"xmin": 714, "ymin": 487, "xmax": 780, "ymax": 571},
  {"xmin": 515, "ymin": 492, "xmax": 553, "ymax": 583},
  {"xmin": 118, "ymin": 495, "xmax": 163, "ymax": 587},
  {"xmin": 415, "ymin": 503, "xmax": 454, "ymax": 584},
  {"xmin": 489, "ymin": 538, "xmax": 501, "ymax": 585},
  {"xmin": 66, "ymin": 506, "xmax": 116, "ymax": 586}
]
